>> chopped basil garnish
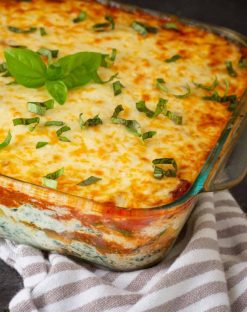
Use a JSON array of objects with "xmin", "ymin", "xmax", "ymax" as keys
[
  {"xmin": 37, "ymin": 48, "xmax": 59, "ymax": 62},
  {"xmin": 152, "ymin": 158, "xmax": 177, "ymax": 179},
  {"xmin": 238, "ymin": 56, "xmax": 247, "ymax": 68},
  {"xmin": 27, "ymin": 99, "xmax": 54, "ymax": 116},
  {"xmin": 174, "ymin": 84, "xmax": 191, "ymax": 98},
  {"xmin": 162, "ymin": 22, "xmax": 179, "ymax": 30},
  {"xmin": 142, "ymin": 131, "xmax": 157, "ymax": 140},
  {"xmin": 79, "ymin": 114, "xmax": 103, "ymax": 129},
  {"xmin": 165, "ymin": 54, "xmax": 182, "ymax": 63},
  {"xmin": 93, "ymin": 72, "xmax": 119, "ymax": 84},
  {"xmin": 225, "ymin": 61, "xmax": 237, "ymax": 77},
  {"xmin": 93, "ymin": 15, "xmax": 115, "ymax": 31},
  {"xmin": 8, "ymin": 26, "xmax": 37, "ymax": 34},
  {"xmin": 40, "ymin": 27, "xmax": 47, "ymax": 36},
  {"xmin": 193, "ymin": 77, "xmax": 219, "ymax": 91},
  {"xmin": 113, "ymin": 81, "xmax": 124, "ymax": 96},
  {"xmin": 13, "ymin": 117, "xmax": 40, "ymax": 126},
  {"xmin": 0, "ymin": 131, "xmax": 12, "ymax": 150},
  {"xmin": 56, "ymin": 125, "xmax": 71, "ymax": 137},
  {"xmin": 0, "ymin": 62, "xmax": 7, "ymax": 73},
  {"xmin": 165, "ymin": 111, "xmax": 183, "ymax": 125},
  {"xmin": 45, "ymin": 120, "xmax": 65, "ymax": 127},
  {"xmin": 203, "ymin": 92, "xmax": 238, "ymax": 111},
  {"xmin": 58, "ymin": 136, "xmax": 71, "ymax": 142},
  {"xmin": 101, "ymin": 48, "xmax": 117, "ymax": 68},
  {"xmin": 43, "ymin": 167, "xmax": 64, "ymax": 189},
  {"xmin": 73, "ymin": 11, "xmax": 87, "ymax": 23},
  {"xmin": 131, "ymin": 21, "xmax": 158, "ymax": 36},
  {"xmin": 78, "ymin": 176, "xmax": 102, "ymax": 186},
  {"xmin": 36, "ymin": 141, "xmax": 48, "ymax": 149},
  {"xmin": 136, "ymin": 98, "xmax": 167, "ymax": 118},
  {"xmin": 156, "ymin": 78, "xmax": 168, "ymax": 92}
]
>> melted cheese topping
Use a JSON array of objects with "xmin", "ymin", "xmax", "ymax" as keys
[{"xmin": 0, "ymin": 0, "xmax": 246, "ymax": 208}]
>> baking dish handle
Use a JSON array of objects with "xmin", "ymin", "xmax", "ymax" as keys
[{"xmin": 203, "ymin": 104, "xmax": 247, "ymax": 192}]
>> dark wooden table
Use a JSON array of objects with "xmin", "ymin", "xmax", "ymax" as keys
[{"xmin": 0, "ymin": 0, "xmax": 246, "ymax": 310}]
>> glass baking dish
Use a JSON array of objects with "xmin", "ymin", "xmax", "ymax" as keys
[{"xmin": 0, "ymin": 0, "xmax": 246, "ymax": 271}]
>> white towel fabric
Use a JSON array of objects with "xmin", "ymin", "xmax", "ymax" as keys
[{"xmin": 0, "ymin": 191, "xmax": 247, "ymax": 312}]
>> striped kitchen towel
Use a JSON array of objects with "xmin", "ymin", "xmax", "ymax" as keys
[{"xmin": 0, "ymin": 190, "xmax": 247, "ymax": 312}]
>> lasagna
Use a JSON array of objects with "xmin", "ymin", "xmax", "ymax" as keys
[{"xmin": 0, "ymin": 0, "xmax": 246, "ymax": 209}]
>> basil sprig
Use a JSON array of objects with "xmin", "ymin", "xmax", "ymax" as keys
[
  {"xmin": 111, "ymin": 105, "xmax": 156, "ymax": 141},
  {"xmin": 225, "ymin": 61, "xmax": 238, "ymax": 77},
  {"xmin": 93, "ymin": 15, "xmax": 115, "ymax": 32},
  {"xmin": 131, "ymin": 21, "xmax": 158, "ymax": 36},
  {"xmin": 79, "ymin": 114, "xmax": 103, "ymax": 129},
  {"xmin": 78, "ymin": 176, "xmax": 102, "ymax": 186},
  {"xmin": 152, "ymin": 158, "xmax": 178, "ymax": 179},
  {"xmin": 4, "ymin": 48, "xmax": 115, "ymax": 105},
  {"xmin": 0, "ymin": 131, "xmax": 12, "ymax": 150},
  {"xmin": 42, "ymin": 167, "xmax": 64, "ymax": 189}
]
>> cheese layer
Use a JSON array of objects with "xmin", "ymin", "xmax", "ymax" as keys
[{"xmin": 0, "ymin": 0, "xmax": 246, "ymax": 208}]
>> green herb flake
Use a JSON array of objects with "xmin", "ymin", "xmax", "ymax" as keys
[
  {"xmin": 45, "ymin": 120, "xmax": 65, "ymax": 127},
  {"xmin": 193, "ymin": 77, "xmax": 219, "ymax": 91},
  {"xmin": 56, "ymin": 125, "xmax": 71, "ymax": 137},
  {"xmin": 113, "ymin": 81, "xmax": 124, "ymax": 96},
  {"xmin": 42, "ymin": 167, "xmax": 64, "ymax": 189},
  {"xmin": 225, "ymin": 61, "xmax": 238, "ymax": 77},
  {"xmin": 162, "ymin": 22, "xmax": 179, "ymax": 30},
  {"xmin": 238, "ymin": 56, "xmax": 247, "ymax": 68},
  {"xmin": 73, "ymin": 11, "xmax": 87, "ymax": 23},
  {"xmin": 36, "ymin": 141, "xmax": 48, "ymax": 149},
  {"xmin": 13, "ymin": 117, "xmax": 40, "ymax": 126},
  {"xmin": 58, "ymin": 136, "xmax": 71, "ymax": 142},
  {"xmin": 165, "ymin": 54, "xmax": 182, "ymax": 63},
  {"xmin": 37, "ymin": 48, "xmax": 59, "ymax": 62},
  {"xmin": 78, "ymin": 176, "xmax": 102, "ymax": 186},
  {"xmin": 101, "ymin": 48, "xmax": 117, "ymax": 68},
  {"xmin": 27, "ymin": 99, "xmax": 54, "ymax": 116},
  {"xmin": 156, "ymin": 78, "xmax": 169, "ymax": 92},
  {"xmin": 131, "ymin": 21, "xmax": 158, "ymax": 36},
  {"xmin": 79, "ymin": 113, "xmax": 103, "ymax": 129},
  {"xmin": 0, "ymin": 131, "xmax": 12, "ymax": 150},
  {"xmin": 152, "ymin": 158, "xmax": 178, "ymax": 179},
  {"xmin": 8, "ymin": 26, "xmax": 37, "ymax": 34},
  {"xmin": 40, "ymin": 27, "xmax": 47, "ymax": 36},
  {"xmin": 0, "ymin": 62, "xmax": 7, "ymax": 73},
  {"xmin": 136, "ymin": 98, "xmax": 167, "ymax": 118},
  {"xmin": 93, "ymin": 15, "xmax": 115, "ymax": 32},
  {"xmin": 174, "ymin": 84, "xmax": 191, "ymax": 99},
  {"xmin": 142, "ymin": 131, "xmax": 157, "ymax": 141},
  {"xmin": 165, "ymin": 111, "xmax": 183, "ymax": 125}
]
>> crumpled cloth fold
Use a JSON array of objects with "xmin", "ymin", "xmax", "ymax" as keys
[{"xmin": 0, "ymin": 191, "xmax": 247, "ymax": 312}]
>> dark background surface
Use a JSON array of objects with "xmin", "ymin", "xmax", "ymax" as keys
[{"xmin": 0, "ymin": 0, "xmax": 246, "ymax": 310}]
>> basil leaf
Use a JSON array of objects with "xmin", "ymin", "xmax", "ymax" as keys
[
  {"xmin": 36, "ymin": 141, "xmax": 48, "ymax": 149},
  {"xmin": 93, "ymin": 15, "xmax": 115, "ymax": 31},
  {"xmin": 101, "ymin": 49, "xmax": 117, "ymax": 68},
  {"xmin": 162, "ymin": 22, "xmax": 179, "ymax": 30},
  {"xmin": 152, "ymin": 158, "xmax": 177, "ymax": 179},
  {"xmin": 142, "ymin": 131, "xmax": 156, "ymax": 140},
  {"xmin": 78, "ymin": 176, "xmax": 102, "ymax": 186},
  {"xmin": 238, "ymin": 56, "xmax": 247, "ymax": 68},
  {"xmin": 136, "ymin": 98, "xmax": 167, "ymax": 118},
  {"xmin": 79, "ymin": 114, "xmax": 103, "ymax": 129},
  {"xmin": 28, "ymin": 99, "xmax": 54, "ymax": 116},
  {"xmin": 131, "ymin": 21, "xmax": 158, "ymax": 36},
  {"xmin": 73, "ymin": 11, "xmax": 87, "ymax": 23},
  {"xmin": 45, "ymin": 80, "xmax": 68, "ymax": 104},
  {"xmin": 165, "ymin": 54, "xmax": 182, "ymax": 63},
  {"xmin": 40, "ymin": 27, "xmax": 47, "ymax": 36},
  {"xmin": 56, "ymin": 125, "xmax": 71, "ymax": 137},
  {"xmin": 4, "ymin": 48, "xmax": 47, "ymax": 88},
  {"xmin": 13, "ymin": 117, "xmax": 40, "ymax": 126},
  {"xmin": 46, "ymin": 64, "xmax": 63, "ymax": 81},
  {"xmin": 174, "ymin": 84, "xmax": 191, "ymax": 98},
  {"xmin": 193, "ymin": 77, "xmax": 219, "ymax": 91},
  {"xmin": 45, "ymin": 120, "xmax": 65, "ymax": 127},
  {"xmin": 156, "ymin": 78, "xmax": 169, "ymax": 92},
  {"xmin": 225, "ymin": 61, "xmax": 237, "ymax": 77},
  {"xmin": 57, "ymin": 52, "xmax": 102, "ymax": 89},
  {"xmin": 8, "ymin": 26, "xmax": 37, "ymax": 34},
  {"xmin": 0, "ymin": 131, "xmax": 12, "ymax": 150},
  {"xmin": 113, "ymin": 81, "xmax": 124, "ymax": 96}
]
